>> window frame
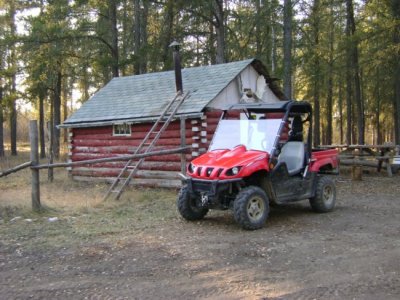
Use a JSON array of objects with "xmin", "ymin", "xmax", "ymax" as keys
[{"xmin": 112, "ymin": 123, "xmax": 132, "ymax": 137}]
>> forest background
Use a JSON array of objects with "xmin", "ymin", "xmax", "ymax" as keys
[{"xmin": 0, "ymin": 0, "xmax": 399, "ymax": 159}]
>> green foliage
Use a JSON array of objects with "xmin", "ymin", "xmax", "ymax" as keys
[
  {"xmin": 294, "ymin": 0, "xmax": 399, "ymax": 144},
  {"xmin": 0, "ymin": 0, "xmax": 399, "ymax": 147}
]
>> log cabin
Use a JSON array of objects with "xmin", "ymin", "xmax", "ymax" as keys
[{"xmin": 61, "ymin": 58, "xmax": 285, "ymax": 187}]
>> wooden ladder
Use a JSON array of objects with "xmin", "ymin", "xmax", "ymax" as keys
[{"xmin": 103, "ymin": 91, "xmax": 190, "ymax": 200}]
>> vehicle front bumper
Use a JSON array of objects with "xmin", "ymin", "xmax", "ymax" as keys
[{"xmin": 185, "ymin": 177, "xmax": 243, "ymax": 207}]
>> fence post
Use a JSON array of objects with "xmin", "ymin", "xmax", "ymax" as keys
[{"xmin": 30, "ymin": 120, "xmax": 41, "ymax": 211}]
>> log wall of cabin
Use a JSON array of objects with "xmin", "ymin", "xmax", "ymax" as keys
[
  {"xmin": 68, "ymin": 111, "xmax": 239, "ymax": 187},
  {"xmin": 69, "ymin": 118, "xmax": 203, "ymax": 188}
]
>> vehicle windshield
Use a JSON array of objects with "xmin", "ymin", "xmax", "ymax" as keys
[{"xmin": 209, "ymin": 119, "xmax": 282, "ymax": 153}]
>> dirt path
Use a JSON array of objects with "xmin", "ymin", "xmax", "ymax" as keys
[{"xmin": 1, "ymin": 174, "xmax": 399, "ymax": 299}]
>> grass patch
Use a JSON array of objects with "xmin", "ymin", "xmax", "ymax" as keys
[
  {"xmin": 1, "ymin": 144, "xmax": 180, "ymax": 253},
  {"xmin": 0, "ymin": 183, "xmax": 179, "ymax": 253}
]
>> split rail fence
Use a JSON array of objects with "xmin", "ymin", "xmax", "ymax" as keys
[{"xmin": 0, "ymin": 120, "xmax": 189, "ymax": 211}]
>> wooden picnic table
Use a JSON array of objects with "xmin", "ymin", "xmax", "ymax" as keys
[
  {"xmin": 320, "ymin": 144, "xmax": 399, "ymax": 154},
  {"xmin": 319, "ymin": 144, "xmax": 400, "ymax": 177}
]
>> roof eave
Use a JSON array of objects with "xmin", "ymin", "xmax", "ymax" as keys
[{"xmin": 59, "ymin": 112, "xmax": 204, "ymax": 129}]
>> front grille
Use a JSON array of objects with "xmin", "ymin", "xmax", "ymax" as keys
[
  {"xmin": 192, "ymin": 180, "xmax": 213, "ymax": 193},
  {"xmin": 196, "ymin": 167, "xmax": 202, "ymax": 176}
]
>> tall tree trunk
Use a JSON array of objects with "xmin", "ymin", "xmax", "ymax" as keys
[
  {"xmin": 268, "ymin": 0, "xmax": 280, "ymax": 74},
  {"xmin": 338, "ymin": 78, "xmax": 344, "ymax": 144},
  {"xmin": 48, "ymin": 119, "xmax": 54, "ymax": 182},
  {"xmin": 0, "ymin": 51, "xmax": 3, "ymax": 157},
  {"xmin": 53, "ymin": 70, "xmax": 62, "ymax": 159},
  {"xmin": 110, "ymin": 0, "xmax": 119, "ymax": 77},
  {"xmin": 313, "ymin": 69, "xmax": 321, "ymax": 147},
  {"xmin": 121, "ymin": 0, "xmax": 128, "ymax": 76},
  {"xmin": 394, "ymin": 49, "xmax": 400, "ymax": 145},
  {"xmin": 346, "ymin": 0, "xmax": 364, "ymax": 144},
  {"xmin": 213, "ymin": 0, "xmax": 225, "ymax": 64},
  {"xmin": 392, "ymin": 0, "xmax": 400, "ymax": 144},
  {"xmin": 312, "ymin": 0, "xmax": 320, "ymax": 146},
  {"xmin": 271, "ymin": 20, "xmax": 277, "ymax": 74},
  {"xmin": 0, "ymin": 83, "xmax": 4, "ymax": 157},
  {"xmin": 82, "ymin": 63, "xmax": 90, "ymax": 101},
  {"xmin": 353, "ymin": 43, "xmax": 364, "ymax": 144},
  {"xmin": 208, "ymin": 20, "xmax": 216, "ymax": 65},
  {"xmin": 351, "ymin": 108, "xmax": 357, "ymax": 144},
  {"xmin": 195, "ymin": 36, "xmax": 201, "ymax": 65},
  {"xmin": 62, "ymin": 76, "xmax": 70, "ymax": 143},
  {"xmin": 326, "ymin": 1, "xmax": 335, "ymax": 145},
  {"xmin": 345, "ymin": 0, "xmax": 353, "ymax": 145},
  {"xmin": 140, "ymin": 0, "xmax": 148, "ymax": 73},
  {"xmin": 134, "ymin": 0, "xmax": 141, "ymax": 74},
  {"xmin": 9, "ymin": 2, "xmax": 17, "ymax": 156},
  {"xmin": 326, "ymin": 65, "xmax": 333, "ymax": 145},
  {"xmin": 160, "ymin": 0, "xmax": 174, "ymax": 70},
  {"xmin": 283, "ymin": 0, "xmax": 292, "ymax": 99},
  {"xmin": 133, "ymin": 0, "xmax": 148, "ymax": 74},
  {"xmin": 375, "ymin": 79, "xmax": 382, "ymax": 144},
  {"xmin": 255, "ymin": 0, "xmax": 262, "ymax": 57},
  {"xmin": 39, "ymin": 91, "xmax": 46, "ymax": 159},
  {"xmin": 10, "ymin": 79, "xmax": 17, "ymax": 156}
]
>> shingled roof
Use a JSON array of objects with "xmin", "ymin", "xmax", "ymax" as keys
[{"xmin": 62, "ymin": 58, "xmax": 284, "ymax": 128}]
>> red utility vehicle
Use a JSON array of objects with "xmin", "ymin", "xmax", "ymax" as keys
[{"xmin": 177, "ymin": 101, "xmax": 339, "ymax": 230}]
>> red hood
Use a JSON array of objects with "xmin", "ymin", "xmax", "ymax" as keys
[
  {"xmin": 191, "ymin": 145, "xmax": 267, "ymax": 169},
  {"xmin": 188, "ymin": 145, "xmax": 269, "ymax": 179}
]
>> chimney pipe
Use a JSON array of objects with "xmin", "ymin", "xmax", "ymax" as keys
[{"xmin": 169, "ymin": 41, "xmax": 183, "ymax": 93}]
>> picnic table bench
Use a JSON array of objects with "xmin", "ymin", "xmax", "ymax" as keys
[{"xmin": 319, "ymin": 144, "xmax": 400, "ymax": 177}]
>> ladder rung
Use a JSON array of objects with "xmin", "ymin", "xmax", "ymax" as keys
[
  {"xmin": 116, "ymin": 177, "xmax": 127, "ymax": 181},
  {"xmin": 103, "ymin": 91, "xmax": 190, "ymax": 201}
]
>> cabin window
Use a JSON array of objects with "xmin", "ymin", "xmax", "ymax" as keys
[{"xmin": 113, "ymin": 123, "xmax": 132, "ymax": 136}]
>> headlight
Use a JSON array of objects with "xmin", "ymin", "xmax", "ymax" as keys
[
  {"xmin": 188, "ymin": 163, "xmax": 195, "ymax": 173},
  {"xmin": 226, "ymin": 166, "xmax": 242, "ymax": 176},
  {"xmin": 232, "ymin": 167, "xmax": 240, "ymax": 175}
]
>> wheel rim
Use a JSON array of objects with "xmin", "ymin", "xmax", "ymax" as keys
[
  {"xmin": 247, "ymin": 196, "xmax": 265, "ymax": 222},
  {"xmin": 322, "ymin": 185, "xmax": 334, "ymax": 206}
]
